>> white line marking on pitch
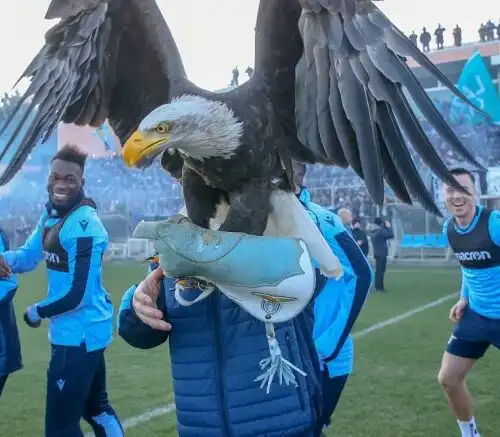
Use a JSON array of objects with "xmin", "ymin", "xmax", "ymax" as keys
[
  {"xmin": 353, "ymin": 292, "xmax": 458, "ymax": 339},
  {"xmin": 84, "ymin": 404, "xmax": 176, "ymax": 437},
  {"xmin": 123, "ymin": 403, "xmax": 176, "ymax": 428},
  {"xmin": 85, "ymin": 291, "xmax": 458, "ymax": 436}
]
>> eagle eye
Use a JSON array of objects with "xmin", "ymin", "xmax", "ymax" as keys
[{"xmin": 155, "ymin": 123, "xmax": 171, "ymax": 134}]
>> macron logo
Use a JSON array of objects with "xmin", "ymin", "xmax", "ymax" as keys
[
  {"xmin": 56, "ymin": 379, "xmax": 65, "ymax": 391},
  {"xmin": 324, "ymin": 216, "xmax": 336, "ymax": 227},
  {"xmin": 79, "ymin": 220, "xmax": 89, "ymax": 232},
  {"xmin": 455, "ymin": 251, "xmax": 491, "ymax": 262},
  {"xmin": 43, "ymin": 250, "xmax": 60, "ymax": 264}
]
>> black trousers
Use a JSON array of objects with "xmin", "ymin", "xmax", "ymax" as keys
[
  {"xmin": 315, "ymin": 370, "xmax": 349, "ymax": 434},
  {"xmin": 374, "ymin": 256, "xmax": 387, "ymax": 290},
  {"xmin": 0, "ymin": 374, "xmax": 8, "ymax": 399},
  {"xmin": 45, "ymin": 344, "xmax": 123, "ymax": 437}
]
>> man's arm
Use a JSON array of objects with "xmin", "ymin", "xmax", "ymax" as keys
[
  {"xmin": 488, "ymin": 210, "xmax": 500, "ymax": 248},
  {"xmin": 33, "ymin": 209, "xmax": 105, "ymax": 319},
  {"xmin": 312, "ymin": 212, "xmax": 373, "ymax": 363},
  {"xmin": 442, "ymin": 217, "xmax": 451, "ymax": 244},
  {"xmin": 0, "ymin": 277, "xmax": 18, "ymax": 304},
  {"xmin": 118, "ymin": 284, "xmax": 170, "ymax": 349},
  {"xmin": 460, "ymin": 271, "xmax": 469, "ymax": 301},
  {"xmin": 442, "ymin": 219, "xmax": 469, "ymax": 311},
  {"xmin": 382, "ymin": 224, "xmax": 394, "ymax": 240},
  {"xmin": 2, "ymin": 214, "xmax": 46, "ymax": 273}
]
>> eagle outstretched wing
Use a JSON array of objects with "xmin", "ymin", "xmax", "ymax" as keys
[
  {"xmin": 0, "ymin": 0, "xmax": 486, "ymax": 217},
  {"xmin": 0, "ymin": 0, "xmax": 194, "ymax": 186},
  {"xmin": 253, "ymin": 0, "xmax": 485, "ymax": 215}
]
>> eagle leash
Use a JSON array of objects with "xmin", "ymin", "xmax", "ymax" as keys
[
  {"xmin": 174, "ymin": 279, "xmax": 307, "ymax": 394},
  {"xmin": 255, "ymin": 322, "xmax": 307, "ymax": 394}
]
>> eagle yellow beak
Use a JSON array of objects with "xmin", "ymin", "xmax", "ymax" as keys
[{"xmin": 122, "ymin": 131, "xmax": 170, "ymax": 168}]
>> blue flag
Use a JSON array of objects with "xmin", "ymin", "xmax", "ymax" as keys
[
  {"xmin": 451, "ymin": 52, "xmax": 500, "ymax": 125},
  {"xmin": 94, "ymin": 122, "xmax": 120, "ymax": 152}
]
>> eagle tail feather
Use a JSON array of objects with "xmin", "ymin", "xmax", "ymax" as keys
[{"xmin": 266, "ymin": 191, "xmax": 343, "ymax": 279}]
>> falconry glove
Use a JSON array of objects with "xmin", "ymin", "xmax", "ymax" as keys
[{"xmin": 134, "ymin": 219, "xmax": 316, "ymax": 393}]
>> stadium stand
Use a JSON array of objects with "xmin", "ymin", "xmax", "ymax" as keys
[
  {"xmin": 0, "ymin": 113, "xmax": 498, "ymax": 262},
  {"xmin": 0, "ymin": 32, "xmax": 499, "ymax": 262}
]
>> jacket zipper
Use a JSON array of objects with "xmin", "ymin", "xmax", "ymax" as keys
[
  {"xmin": 285, "ymin": 331, "xmax": 305, "ymax": 411},
  {"xmin": 212, "ymin": 294, "xmax": 231, "ymax": 437}
]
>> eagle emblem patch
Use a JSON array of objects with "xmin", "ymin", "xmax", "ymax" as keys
[{"xmin": 251, "ymin": 292, "xmax": 298, "ymax": 318}]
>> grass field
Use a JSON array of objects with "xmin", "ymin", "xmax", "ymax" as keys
[{"xmin": 1, "ymin": 263, "xmax": 499, "ymax": 437}]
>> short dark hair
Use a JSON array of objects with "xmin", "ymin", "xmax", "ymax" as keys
[
  {"xmin": 51, "ymin": 144, "xmax": 88, "ymax": 170},
  {"xmin": 449, "ymin": 167, "xmax": 475, "ymax": 184}
]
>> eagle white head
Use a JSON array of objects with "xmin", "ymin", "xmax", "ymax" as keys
[{"xmin": 123, "ymin": 94, "xmax": 244, "ymax": 168}]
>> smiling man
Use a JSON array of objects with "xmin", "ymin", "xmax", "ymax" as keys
[
  {"xmin": 0, "ymin": 145, "xmax": 123, "ymax": 437},
  {"xmin": 438, "ymin": 167, "xmax": 500, "ymax": 437}
]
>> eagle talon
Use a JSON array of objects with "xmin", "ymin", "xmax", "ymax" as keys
[
  {"xmin": 177, "ymin": 279, "xmax": 190, "ymax": 288},
  {"xmin": 175, "ymin": 277, "xmax": 215, "ymax": 292},
  {"xmin": 144, "ymin": 255, "xmax": 159, "ymax": 264}
]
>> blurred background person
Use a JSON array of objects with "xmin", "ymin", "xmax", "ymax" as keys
[
  {"xmin": 337, "ymin": 208, "xmax": 353, "ymax": 232},
  {"xmin": 351, "ymin": 218, "xmax": 369, "ymax": 257},
  {"xmin": 370, "ymin": 218, "xmax": 394, "ymax": 292}
]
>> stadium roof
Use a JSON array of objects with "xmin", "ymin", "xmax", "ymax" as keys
[
  {"xmin": 214, "ymin": 85, "xmax": 238, "ymax": 92},
  {"xmin": 407, "ymin": 40, "xmax": 500, "ymax": 69},
  {"xmin": 406, "ymin": 40, "xmax": 500, "ymax": 92}
]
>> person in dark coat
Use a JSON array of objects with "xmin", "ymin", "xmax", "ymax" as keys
[
  {"xmin": 0, "ymin": 227, "xmax": 22, "ymax": 399},
  {"xmin": 351, "ymin": 219, "xmax": 369, "ymax": 257},
  {"xmin": 479, "ymin": 24, "xmax": 486, "ymax": 43},
  {"xmin": 453, "ymin": 25, "xmax": 462, "ymax": 47},
  {"xmin": 370, "ymin": 217, "xmax": 394, "ymax": 292},
  {"xmin": 409, "ymin": 31, "xmax": 418, "ymax": 46},
  {"xmin": 420, "ymin": 27, "xmax": 431, "ymax": 52},
  {"xmin": 434, "ymin": 24, "xmax": 446, "ymax": 50}
]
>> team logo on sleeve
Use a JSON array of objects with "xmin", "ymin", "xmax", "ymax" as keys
[
  {"xmin": 324, "ymin": 215, "xmax": 336, "ymax": 227},
  {"xmin": 79, "ymin": 220, "xmax": 89, "ymax": 232}
]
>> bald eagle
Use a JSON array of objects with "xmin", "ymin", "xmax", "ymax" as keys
[{"xmin": 0, "ymin": 0, "xmax": 483, "ymax": 237}]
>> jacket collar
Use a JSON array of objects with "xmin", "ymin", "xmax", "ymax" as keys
[{"xmin": 45, "ymin": 190, "xmax": 97, "ymax": 218}]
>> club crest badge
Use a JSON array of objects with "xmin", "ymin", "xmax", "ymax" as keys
[{"xmin": 252, "ymin": 292, "xmax": 298, "ymax": 319}]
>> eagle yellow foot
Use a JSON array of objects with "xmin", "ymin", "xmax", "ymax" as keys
[
  {"xmin": 144, "ymin": 255, "xmax": 159, "ymax": 264},
  {"xmin": 172, "ymin": 278, "xmax": 217, "ymax": 307},
  {"xmin": 176, "ymin": 279, "xmax": 190, "ymax": 288},
  {"xmin": 175, "ymin": 278, "xmax": 214, "ymax": 292}
]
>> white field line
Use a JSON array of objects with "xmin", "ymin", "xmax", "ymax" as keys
[
  {"xmin": 352, "ymin": 292, "xmax": 458, "ymax": 339},
  {"xmin": 84, "ymin": 291, "xmax": 458, "ymax": 436}
]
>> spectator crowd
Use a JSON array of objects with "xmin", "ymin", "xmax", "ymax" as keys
[
  {"xmin": 1, "ymin": 19, "xmax": 500, "ymax": 246},
  {"xmin": 408, "ymin": 19, "xmax": 500, "ymax": 51},
  {"xmin": 0, "ymin": 157, "xmax": 184, "ymax": 246},
  {"xmin": 0, "ymin": 110, "xmax": 497, "ymax": 247}
]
